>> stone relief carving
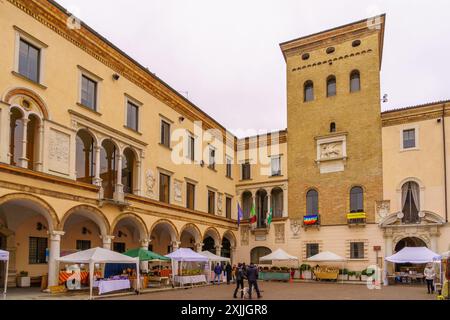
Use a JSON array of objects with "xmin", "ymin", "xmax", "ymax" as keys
[
  {"xmin": 376, "ymin": 200, "xmax": 390, "ymax": 219},
  {"xmin": 48, "ymin": 129, "xmax": 70, "ymax": 175},
  {"xmin": 145, "ymin": 169, "xmax": 156, "ymax": 197},
  {"xmin": 174, "ymin": 180, "xmax": 182, "ymax": 202},
  {"xmin": 240, "ymin": 226, "xmax": 249, "ymax": 246},
  {"xmin": 217, "ymin": 194, "xmax": 223, "ymax": 215},
  {"xmin": 290, "ymin": 219, "xmax": 301, "ymax": 238},
  {"xmin": 320, "ymin": 142, "xmax": 342, "ymax": 160},
  {"xmin": 274, "ymin": 224, "xmax": 285, "ymax": 243}
]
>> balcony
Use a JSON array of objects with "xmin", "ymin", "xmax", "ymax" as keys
[
  {"xmin": 347, "ymin": 212, "xmax": 366, "ymax": 226},
  {"xmin": 303, "ymin": 214, "xmax": 320, "ymax": 229}
]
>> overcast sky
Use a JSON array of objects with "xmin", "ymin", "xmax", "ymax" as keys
[{"xmin": 56, "ymin": 0, "xmax": 450, "ymax": 137}]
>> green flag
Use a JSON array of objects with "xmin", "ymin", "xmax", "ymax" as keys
[{"xmin": 250, "ymin": 204, "xmax": 257, "ymax": 225}]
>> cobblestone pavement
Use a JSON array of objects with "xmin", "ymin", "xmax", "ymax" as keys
[{"xmin": 109, "ymin": 282, "xmax": 435, "ymax": 300}]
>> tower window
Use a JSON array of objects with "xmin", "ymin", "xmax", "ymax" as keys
[
  {"xmin": 330, "ymin": 122, "xmax": 336, "ymax": 133},
  {"xmin": 350, "ymin": 70, "xmax": 361, "ymax": 92},
  {"xmin": 327, "ymin": 76, "xmax": 336, "ymax": 97},
  {"xmin": 302, "ymin": 53, "xmax": 310, "ymax": 60},
  {"xmin": 326, "ymin": 47, "xmax": 335, "ymax": 54},
  {"xmin": 352, "ymin": 40, "xmax": 361, "ymax": 47},
  {"xmin": 304, "ymin": 81, "xmax": 314, "ymax": 102}
]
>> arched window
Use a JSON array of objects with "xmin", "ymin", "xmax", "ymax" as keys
[
  {"xmin": 350, "ymin": 70, "xmax": 360, "ymax": 92},
  {"xmin": 122, "ymin": 148, "xmax": 136, "ymax": 194},
  {"xmin": 401, "ymin": 181, "xmax": 420, "ymax": 224},
  {"xmin": 271, "ymin": 188, "xmax": 283, "ymax": 218},
  {"xmin": 330, "ymin": 122, "xmax": 336, "ymax": 133},
  {"xmin": 327, "ymin": 76, "xmax": 336, "ymax": 97},
  {"xmin": 9, "ymin": 108, "xmax": 24, "ymax": 166},
  {"xmin": 256, "ymin": 189, "xmax": 268, "ymax": 228},
  {"xmin": 100, "ymin": 139, "xmax": 117, "ymax": 199},
  {"xmin": 75, "ymin": 130, "xmax": 95, "ymax": 184},
  {"xmin": 306, "ymin": 189, "xmax": 318, "ymax": 215},
  {"xmin": 304, "ymin": 81, "xmax": 314, "ymax": 102},
  {"xmin": 350, "ymin": 186, "xmax": 364, "ymax": 212}
]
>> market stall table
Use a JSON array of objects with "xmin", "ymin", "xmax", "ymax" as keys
[
  {"xmin": 94, "ymin": 279, "xmax": 131, "ymax": 295},
  {"xmin": 173, "ymin": 274, "xmax": 207, "ymax": 286}
]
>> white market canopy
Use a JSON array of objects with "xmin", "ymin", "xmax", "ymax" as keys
[
  {"xmin": 385, "ymin": 247, "xmax": 440, "ymax": 264},
  {"xmin": 56, "ymin": 247, "xmax": 140, "ymax": 299},
  {"xmin": 57, "ymin": 247, "xmax": 139, "ymax": 264},
  {"xmin": 259, "ymin": 248, "xmax": 299, "ymax": 262},
  {"xmin": 439, "ymin": 251, "xmax": 450, "ymax": 259},
  {"xmin": 306, "ymin": 251, "xmax": 346, "ymax": 262},
  {"xmin": 0, "ymin": 249, "xmax": 9, "ymax": 294},
  {"xmin": 165, "ymin": 248, "xmax": 209, "ymax": 262},
  {"xmin": 200, "ymin": 250, "xmax": 230, "ymax": 262}
]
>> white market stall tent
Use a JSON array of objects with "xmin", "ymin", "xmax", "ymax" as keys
[
  {"xmin": 200, "ymin": 250, "xmax": 230, "ymax": 283},
  {"xmin": 0, "ymin": 249, "xmax": 9, "ymax": 294},
  {"xmin": 165, "ymin": 248, "xmax": 209, "ymax": 286},
  {"xmin": 259, "ymin": 248, "xmax": 299, "ymax": 262},
  {"xmin": 56, "ymin": 247, "xmax": 140, "ymax": 299},
  {"xmin": 307, "ymin": 251, "xmax": 346, "ymax": 283},
  {"xmin": 385, "ymin": 247, "xmax": 440, "ymax": 264}
]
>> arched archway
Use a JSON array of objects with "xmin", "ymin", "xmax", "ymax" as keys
[
  {"xmin": 149, "ymin": 219, "xmax": 179, "ymax": 255},
  {"xmin": 271, "ymin": 188, "xmax": 283, "ymax": 218},
  {"xmin": 100, "ymin": 139, "xmax": 119, "ymax": 199},
  {"xmin": 255, "ymin": 189, "xmax": 268, "ymax": 228},
  {"xmin": 241, "ymin": 191, "xmax": 252, "ymax": 219},
  {"xmin": 122, "ymin": 147, "xmax": 138, "ymax": 195},
  {"xmin": 393, "ymin": 237, "xmax": 428, "ymax": 273},
  {"xmin": 60, "ymin": 205, "xmax": 110, "ymax": 252},
  {"xmin": 250, "ymin": 246, "xmax": 272, "ymax": 264},
  {"xmin": 110, "ymin": 213, "xmax": 148, "ymax": 253},
  {"xmin": 4, "ymin": 87, "xmax": 50, "ymax": 119},
  {"xmin": 180, "ymin": 224, "xmax": 202, "ymax": 251},
  {"xmin": 75, "ymin": 129, "xmax": 96, "ymax": 184}
]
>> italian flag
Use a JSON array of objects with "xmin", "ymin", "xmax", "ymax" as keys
[
  {"xmin": 250, "ymin": 204, "xmax": 257, "ymax": 226},
  {"xmin": 266, "ymin": 207, "xmax": 273, "ymax": 227}
]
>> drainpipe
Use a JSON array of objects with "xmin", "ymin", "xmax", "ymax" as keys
[{"xmin": 442, "ymin": 103, "xmax": 448, "ymax": 223}]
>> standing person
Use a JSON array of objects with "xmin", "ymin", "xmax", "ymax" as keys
[
  {"xmin": 213, "ymin": 263, "xmax": 222, "ymax": 285},
  {"xmin": 231, "ymin": 264, "xmax": 237, "ymax": 283},
  {"xmin": 233, "ymin": 263, "xmax": 245, "ymax": 298},
  {"xmin": 225, "ymin": 262, "xmax": 232, "ymax": 285},
  {"xmin": 246, "ymin": 262, "xmax": 262, "ymax": 299},
  {"xmin": 424, "ymin": 263, "xmax": 436, "ymax": 294}
]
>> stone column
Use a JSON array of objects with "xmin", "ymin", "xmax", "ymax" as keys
[
  {"xmin": 19, "ymin": 117, "xmax": 29, "ymax": 168},
  {"xmin": 47, "ymin": 231, "xmax": 65, "ymax": 288},
  {"xmin": 140, "ymin": 239, "xmax": 150, "ymax": 272},
  {"xmin": 430, "ymin": 228, "xmax": 440, "ymax": 253},
  {"xmin": 195, "ymin": 242, "xmax": 203, "ymax": 253},
  {"xmin": 101, "ymin": 235, "xmax": 115, "ymax": 250},
  {"xmin": 384, "ymin": 231, "xmax": 394, "ymax": 278},
  {"xmin": 93, "ymin": 146, "xmax": 102, "ymax": 186},
  {"xmin": 35, "ymin": 123, "xmax": 44, "ymax": 171},
  {"xmin": 215, "ymin": 245, "xmax": 222, "ymax": 257},
  {"xmin": 134, "ymin": 160, "xmax": 142, "ymax": 196},
  {"xmin": 230, "ymin": 247, "xmax": 236, "ymax": 265},
  {"xmin": 171, "ymin": 241, "xmax": 180, "ymax": 252},
  {"xmin": 114, "ymin": 154, "xmax": 124, "ymax": 202}
]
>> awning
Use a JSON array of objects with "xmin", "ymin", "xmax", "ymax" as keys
[
  {"xmin": 259, "ymin": 248, "xmax": 298, "ymax": 262},
  {"xmin": 165, "ymin": 248, "xmax": 208, "ymax": 262},
  {"xmin": 123, "ymin": 248, "xmax": 170, "ymax": 261},
  {"xmin": 200, "ymin": 251, "xmax": 230, "ymax": 262},
  {"xmin": 306, "ymin": 251, "xmax": 346, "ymax": 262}
]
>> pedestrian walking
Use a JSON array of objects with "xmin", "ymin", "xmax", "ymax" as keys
[
  {"xmin": 213, "ymin": 262, "xmax": 222, "ymax": 285},
  {"xmin": 246, "ymin": 262, "xmax": 262, "ymax": 299},
  {"xmin": 233, "ymin": 263, "xmax": 246, "ymax": 298},
  {"xmin": 225, "ymin": 262, "xmax": 232, "ymax": 284},
  {"xmin": 424, "ymin": 263, "xmax": 436, "ymax": 294}
]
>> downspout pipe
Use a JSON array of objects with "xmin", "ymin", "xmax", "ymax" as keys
[{"xmin": 442, "ymin": 103, "xmax": 448, "ymax": 223}]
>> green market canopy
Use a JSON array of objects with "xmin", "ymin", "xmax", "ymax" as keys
[{"xmin": 123, "ymin": 248, "xmax": 171, "ymax": 262}]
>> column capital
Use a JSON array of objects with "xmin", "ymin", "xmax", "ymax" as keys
[
  {"xmin": 100, "ymin": 235, "xmax": 115, "ymax": 243},
  {"xmin": 140, "ymin": 239, "xmax": 150, "ymax": 247},
  {"xmin": 48, "ymin": 230, "xmax": 65, "ymax": 240}
]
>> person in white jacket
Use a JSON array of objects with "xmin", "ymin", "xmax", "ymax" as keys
[{"xmin": 424, "ymin": 263, "xmax": 436, "ymax": 294}]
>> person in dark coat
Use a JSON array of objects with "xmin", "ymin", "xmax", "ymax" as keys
[
  {"xmin": 225, "ymin": 262, "xmax": 232, "ymax": 284},
  {"xmin": 233, "ymin": 263, "xmax": 246, "ymax": 298},
  {"xmin": 246, "ymin": 263, "xmax": 262, "ymax": 299},
  {"xmin": 213, "ymin": 263, "xmax": 222, "ymax": 285}
]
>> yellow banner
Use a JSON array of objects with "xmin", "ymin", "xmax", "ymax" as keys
[{"xmin": 347, "ymin": 212, "xmax": 366, "ymax": 219}]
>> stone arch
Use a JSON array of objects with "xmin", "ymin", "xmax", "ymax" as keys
[
  {"xmin": 393, "ymin": 234, "xmax": 430, "ymax": 251},
  {"xmin": 110, "ymin": 212, "xmax": 148, "ymax": 241},
  {"xmin": 149, "ymin": 219, "xmax": 179, "ymax": 242},
  {"xmin": 397, "ymin": 177, "xmax": 425, "ymax": 191},
  {"xmin": 222, "ymin": 230, "xmax": 237, "ymax": 248},
  {"xmin": 4, "ymin": 87, "xmax": 49, "ymax": 119},
  {"xmin": 179, "ymin": 223, "xmax": 202, "ymax": 244},
  {"xmin": 0, "ymin": 193, "xmax": 59, "ymax": 231},
  {"xmin": 203, "ymin": 227, "xmax": 221, "ymax": 246},
  {"xmin": 76, "ymin": 128, "xmax": 100, "ymax": 147},
  {"xmin": 59, "ymin": 204, "xmax": 110, "ymax": 236}
]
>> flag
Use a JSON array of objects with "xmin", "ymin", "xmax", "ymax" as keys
[
  {"xmin": 266, "ymin": 207, "xmax": 273, "ymax": 227},
  {"xmin": 249, "ymin": 203, "xmax": 257, "ymax": 227},
  {"xmin": 237, "ymin": 204, "xmax": 244, "ymax": 226}
]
